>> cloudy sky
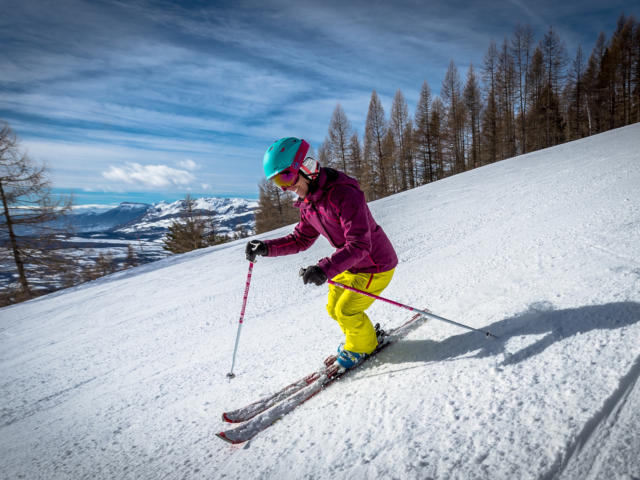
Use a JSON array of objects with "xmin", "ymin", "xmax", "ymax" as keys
[{"xmin": 1, "ymin": 0, "xmax": 638, "ymax": 200}]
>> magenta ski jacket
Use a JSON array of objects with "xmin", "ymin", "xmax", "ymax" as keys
[{"xmin": 264, "ymin": 168, "xmax": 398, "ymax": 279}]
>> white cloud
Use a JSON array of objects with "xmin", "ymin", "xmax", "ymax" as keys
[
  {"xmin": 179, "ymin": 159, "xmax": 198, "ymax": 170},
  {"xmin": 102, "ymin": 163, "xmax": 196, "ymax": 188}
]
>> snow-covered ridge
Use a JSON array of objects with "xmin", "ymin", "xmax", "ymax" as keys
[
  {"xmin": 1, "ymin": 124, "xmax": 639, "ymax": 479},
  {"xmin": 69, "ymin": 196, "xmax": 258, "ymax": 237}
]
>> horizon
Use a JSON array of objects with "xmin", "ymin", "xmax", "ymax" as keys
[{"xmin": 52, "ymin": 188, "xmax": 259, "ymax": 211}]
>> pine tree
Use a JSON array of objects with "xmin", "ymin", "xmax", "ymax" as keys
[{"xmin": 162, "ymin": 195, "xmax": 216, "ymax": 254}]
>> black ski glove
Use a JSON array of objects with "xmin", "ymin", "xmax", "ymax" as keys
[
  {"xmin": 301, "ymin": 265, "xmax": 327, "ymax": 286},
  {"xmin": 245, "ymin": 240, "xmax": 268, "ymax": 262}
]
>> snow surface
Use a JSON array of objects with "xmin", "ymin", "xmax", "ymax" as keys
[{"xmin": 1, "ymin": 124, "xmax": 639, "ymax": 479}]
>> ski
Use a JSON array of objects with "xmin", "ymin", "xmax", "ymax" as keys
[
  {"xmin": 221, "ymin": 362, "xmax": 332, "ymax": 423},
  {"xmin": 220, "ymin": 310, "xmax": 426, "ymax": 424},
  {"xmin": 216, "ymin": 310, "xmax": 428, "ymax": 444}
]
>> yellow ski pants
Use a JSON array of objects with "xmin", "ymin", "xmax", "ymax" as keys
[{"xmin": 326, "ymin": 268, "xmax": 395, "ymax": 355}]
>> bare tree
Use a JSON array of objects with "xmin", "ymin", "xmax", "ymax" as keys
[
  {"xmin": 566, "ymin": 45, "xmax": 588, "ymax": 140},
  {"xmin": 430, "ymin": 97, "xmax": 446, "ymax": 179},
  {"xmin": 414, "ymin": 80, "xmax": 435, "ymax": 183},
  {"xmin": 389, "ymin": 90, "xmax": 414, "ymax": 191},
  {"xmin": 347, "ymin": 132, "xmax": 366, "ymax": 191},
  {"xmin": 541, "ymin": 26, "xmax": 568, "ymax": 147},
  {"xmin": 442, "ymin": 60, "xmax": 466, "ymax": 173},
  {"xmin": 0, "ymin": 122, "xmax": 73, "ymax": 302},
  {"xmin": 463, "ymin": 64, "xmax": 482, "ymax": 169},
  {"xmin": 254, "ymin": 179, "xmax": 298, "ymax": 234},
  {"xmin": 326, "ymin": 104, "xmax": 353, "ymax": 173},
  {"xmin": 512, "ymin": 24, "xmax": 535, "ymax": 153},
  {"xmin": 364, "ymin": 90, "xmax": 389, "ymax": 199},
  {"xmin": 482, "ymin": 42, "xmax": 499, "ymax": 164},
  {"xmin": 498, "ymin": 37, "xmax": 517, "ymax": 158}
]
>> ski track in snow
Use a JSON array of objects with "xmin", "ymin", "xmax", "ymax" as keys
[{"xmin": 1, "ymin": 124, "xmax": 640, "ymax": 479}]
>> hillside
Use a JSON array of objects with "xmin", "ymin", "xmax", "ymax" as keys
[{"xmin": 1, "ymin": 124, "xmax": 639, "ymax": 479}]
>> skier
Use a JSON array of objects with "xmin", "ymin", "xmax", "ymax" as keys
[{"xmin": 245, "ymin": 137, "xmax": 398, "ymax": 370}]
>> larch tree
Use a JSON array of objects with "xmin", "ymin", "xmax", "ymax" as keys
[
  {"xmin": 498, "ymin": 37, "xmax": 517, "ymax": 159},
  {"xmin": 0, "ymin": 122, "xmax": 73, "ymax": 303},
  {"xmin": 566, "ymin": 45, "xmax": 588, "ymax": 140},
  {"xmin": 414, "ymin": 80, "xmax": 435, "ymax": 183},
  {"xmin": 482, "ymin": 42, "xmax": 499, "ymax": 164},
  {"xmin": 363, "ymin": 90, "xmax": 389, "ymax": 199},
  {"xmin": 441, "ymin": 60, "xmax": 467, "ymax": 174},
  {"xmin": 463, "ymin": 64, "xmax": 482, "ymax": 170},
  {"xmin": 254, "ymin": 179, "xmax": 298, "ymax": 234},
  {"xmin": 389, "ymin": 89, "xmax": 413, "ymax": 191},
  {"xmin": 326, "ymin": 104, "xmax": 353, "ymax": 173},
  {"xmin": 512, "ymin": 24, "xmax": 535, "ymax": 153},
  {"xmin": 430, "ymin": 97, "xmax": 446, "ymax": 179},
  {"xmin": 540, "ymin": 26, "xmax": 567, "ymax": 147}
]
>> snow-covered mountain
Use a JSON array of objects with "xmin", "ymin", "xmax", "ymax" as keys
[
  {"xmin": 66, "ymin": 202, "xmax": 150, "ymax": 233},
  {"xmin": 70, "ymin": 197, "xmax": 258, "ymax": 238},
  {"xmin": 1, "ymin": 124, "xmax": 639, "ymax": 479}
]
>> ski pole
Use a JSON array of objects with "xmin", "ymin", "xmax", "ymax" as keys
[
  {"xmin": 322, "ymin": 275, "xmax": 498, "ymax": 339},
  {"xmin": 227, "ymin": 262, "xmax": 254, "ymax": 379}
]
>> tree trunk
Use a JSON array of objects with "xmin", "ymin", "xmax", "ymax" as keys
[{"xmin": 0, "ymin": 179, "xmax": 31, "ymax": 294}]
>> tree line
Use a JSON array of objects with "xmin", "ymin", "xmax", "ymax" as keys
[{"xmin": 257, "ymin": 14, "xmax": 639, "ymax": 231}]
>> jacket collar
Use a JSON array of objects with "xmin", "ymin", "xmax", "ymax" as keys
[{"xmin": 294, "ymin": 168, "xmax": 331, "ymax": 207}]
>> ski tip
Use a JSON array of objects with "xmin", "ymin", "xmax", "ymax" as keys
[{"xmin": 222, "ymin": 412, "xmax": 234, "ymax": 423}]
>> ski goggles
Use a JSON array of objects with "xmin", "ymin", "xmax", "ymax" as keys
[{"xmin": 271, "ymin": 168, "xmax": 299, "ymax": 190}]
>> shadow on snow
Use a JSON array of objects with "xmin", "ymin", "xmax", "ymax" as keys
[{"xmin": 381, "ymin": 301, "xmax": 640, "ymax": 368}]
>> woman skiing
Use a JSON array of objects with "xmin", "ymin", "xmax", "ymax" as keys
[{"xmin": 245, "ymin": 137, "xmax": 398, "ymax": 371}]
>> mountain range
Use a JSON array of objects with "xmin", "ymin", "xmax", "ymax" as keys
[{"xmin": 68, "ymin": 197, "xmax": 258, "ymax": 240}]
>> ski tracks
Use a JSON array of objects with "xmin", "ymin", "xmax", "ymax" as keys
[{"xmin": 544, "ymin": 352, "xmax": 640, "ymax": 480}]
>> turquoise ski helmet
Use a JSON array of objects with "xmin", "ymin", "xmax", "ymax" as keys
[{"xmin": 263, "ymin": 137, "xmax": 310, "ymax": 179}]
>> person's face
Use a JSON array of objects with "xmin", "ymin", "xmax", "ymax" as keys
[{"xmin": 285, "ymin": 174, "xmax": 309, "ymax": 198}]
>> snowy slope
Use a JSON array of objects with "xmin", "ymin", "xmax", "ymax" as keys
[{"xmin": 1, "ymin": 124, "xmax": 639, "ymax": 480}]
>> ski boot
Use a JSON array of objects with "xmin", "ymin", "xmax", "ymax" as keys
[{"xmin": 336, "ymin": 344, "xmax": 366, "ymax": 369}]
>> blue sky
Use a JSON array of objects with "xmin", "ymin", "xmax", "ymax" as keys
[{"xmin": 1, "ymin": 0, "xmax": 638, "ymax": 202}]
